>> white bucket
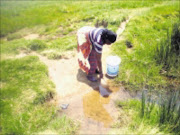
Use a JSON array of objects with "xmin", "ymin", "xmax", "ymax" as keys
[{"xmin": 106, "ymin": 56, "xmax": 121, "ymax": 77}]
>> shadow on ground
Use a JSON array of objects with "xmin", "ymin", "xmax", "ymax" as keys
[
  {"xmin": 76, "ymin": 69, "xmax": 115, "ymax": 97},
  {"xmin": 76, "ymin": 69, "xmax": 100, "ymax": 90}
]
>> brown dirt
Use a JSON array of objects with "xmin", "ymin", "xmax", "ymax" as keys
[{"xmin": 24, "ymin": 34, "xmax": 39, "ymax": 40}]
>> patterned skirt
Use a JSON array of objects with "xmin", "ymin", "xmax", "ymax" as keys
[{"xmin": 77, "ymin": 26, "xmax": 97, "ymax": 74}]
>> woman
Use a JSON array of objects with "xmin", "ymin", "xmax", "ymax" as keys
[{"xmin": 77, "ymin": 26, "xmax": 117, "ymax": 82}]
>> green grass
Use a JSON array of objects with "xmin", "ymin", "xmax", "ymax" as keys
[
  {"xmin": 0, "ymin": 0, "xmax": 164, "ymax": 37},
  {"xmin": 41, "ymin": 50, "xmax": 63, "ymax": 60},
  {"xmin": 0, "ymin": 0, "xmax": 179, "ymax": 134},
  {"xmin": 155, "ymin": 24, "xmax": 180, "ymax": 83},
  {"xmin": 28, "ymin": 39, "xmax": 47, "ymax": 51},
  {"xmin": 0, "ymin": 0, "xmax": 166, "ymax": 56},
  {"xmin": 0, "ymin": 35, "xmax": 77, "ymax": 60},
  {"xmin": 110, "ymin": 99, "xmax": 164, "ymax": 134},
  {"xmin": 0, "ymin": 39, "xmax": 45, "ymax": 60},
  {"xmin": 0, "ymin": 0, "xmax": 167, "ymax": 59},
  {"xmin": 49, "ymin": 35, "xmax": 76, "ymax": 51},
  {"xmin": 112, "ymin": 2, "xmax": 179, "ymax": 90},
  {"xmin": 1, "ymin": 39, "xmax": 29, "ymax": 55},
  {"xmin": 0, "ymin": 56, "xmax": 78, "ymax": 134},
  {"xmin": 113, "ymin": 90, "xmax": 180, "ymax": 134}
]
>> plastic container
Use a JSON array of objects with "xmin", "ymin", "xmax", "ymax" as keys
[{"xmin": 106, "ymin": 56, "xmax": 121, "ymax": 77}]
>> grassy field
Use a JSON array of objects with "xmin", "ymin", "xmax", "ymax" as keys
[
  {"xmin": 0, "ymin": 0, "xmax": 164, "ymax": 37},
  {"xmin": 112, "ymin": 1, "xmax": 179, "ymax": 91},
  {"xmin": 0, "ymin": 0, "xmax": 179, "ymax": 134}
]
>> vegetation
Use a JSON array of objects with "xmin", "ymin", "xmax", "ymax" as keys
[
  {"xmin": 28, "ymin": 39, "xmax": 47, "ymax": 51},
  {"xmin": 41, "ymin": 50, "xmax": 63, "ymax": 60},
  {"xmin": 0, "ymin": 56, "xmax": 78, "ymax": 134},
  {"xmin": 0, "ymin": 0, "xmax": 164, "ymax": 37},
  {"xmin": 113, "ymin": 2, "xmax": 179, "ymax": 90},
  {"xmin": 155, "ymin": 23, "xmax": 180, "ymax": 88},
  {"xmin": 0, "ymin": 0, "xmax": 179, "ymax": 134},
  {"xmin": 114, "ymin": 90, "xmax": 180, "ymax": 134}
]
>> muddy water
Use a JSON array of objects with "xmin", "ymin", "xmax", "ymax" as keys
[{"xmin": 82, "ymin": 84, "xmax": 119, "ymax": 127}]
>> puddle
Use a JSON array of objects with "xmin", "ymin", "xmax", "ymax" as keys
[
  {"xmin": 82, "ymin": 83, "xmax": 120, "ymax": 127},
  {"xmin": 83, "ymin": 90, "xmax": 112, "ymax": 127}
]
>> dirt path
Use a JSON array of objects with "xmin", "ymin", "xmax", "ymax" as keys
[
  {"xmin": 16, "ymin": 18, "xmax": 131, "ymax": 134},
  {"xmin": 42, "ymin": 18, "xmax": 130, "ymax": 134}
]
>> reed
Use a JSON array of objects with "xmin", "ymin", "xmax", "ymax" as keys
[
  {"xmin": 141, "ymin": 90, "xmax": 180, "ymax": 133},
  {"xmin": 141, "ymin": 90, "xmax": 145, "ymax": 117},
  {"xmin": 155, "ymin": 22, "xmax": 180, "ymax": 70}
]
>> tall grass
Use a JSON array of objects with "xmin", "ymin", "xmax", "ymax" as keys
[
  {"xmin": 116, "ymin": 90, "xmax": 180, "ymax": 134},
  {"xmin": 141, "ymin": 90, "xmax": 180, "ymax": 133},
  {"xmin": 171, "ymin": 22, "xmax": 180, "ymax": 56},
  {"xmin": 159, "ymin": 92, "xmax": 180, "ymax": 133},
  {"xmin": 155, "ymin": 22, "xmax": 180, "ymax": 71}
]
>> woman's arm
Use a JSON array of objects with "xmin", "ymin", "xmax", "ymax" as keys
[{"xmin": 96, "ymin": 52, "xmax": 103, "ymax": 78}]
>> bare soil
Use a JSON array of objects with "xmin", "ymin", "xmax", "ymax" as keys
[{"xmin": 24, "ymin": 34, "xmax": 39, "ymax": 40}]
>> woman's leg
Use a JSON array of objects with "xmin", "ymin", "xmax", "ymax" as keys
[{"xmin": 87, "ymin": 49, "xmax": 98, "ymax": 81}]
